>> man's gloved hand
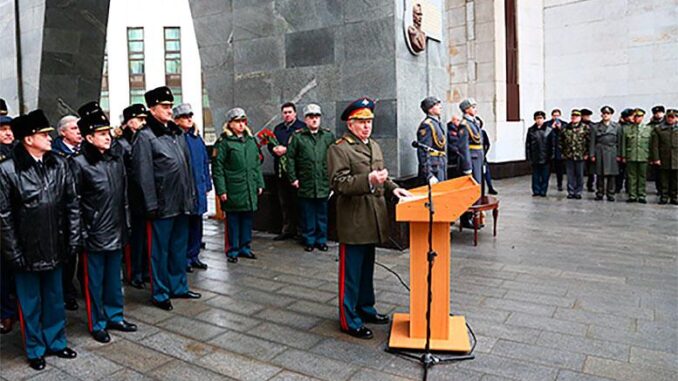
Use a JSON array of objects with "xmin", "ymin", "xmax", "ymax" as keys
[
  {"xmin": 10, "ymin": 256, "xmax": 26, "ymax": 271},
  {"xmin": 146, "ymin": 209, "xmax": 159, "ymax": 220},
  {"xmin": 69, "ymin": 245, "xmax": 82, "ymax": 258}
]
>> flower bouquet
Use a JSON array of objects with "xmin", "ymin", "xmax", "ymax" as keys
[{"xmin": 256, "ymin": 128, "xmax": 287, "ymax": 176}]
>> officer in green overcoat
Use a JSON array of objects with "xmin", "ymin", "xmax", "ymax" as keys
[
  {"xmin": 212, "ymin": 108, "xmax": 265, "ymax": 263},
  {"xmin": 589, "ymin": 106, "xmax": 620, "ymax": 201},
  {"xmin": 287, "ymin": 104, "xmax": 335, "ymax": 252},
  {"xmin": 650, "ymin": 109, "xmax": 678, "ymax": 205},
  {"xmin": 327, "ymin": 98, "xmax": 411, "ymax": 340},
  {"xmin": 619, "ymin": 108, "xmax": 652, "ymax": 203}
]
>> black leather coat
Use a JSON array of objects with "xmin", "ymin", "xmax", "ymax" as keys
[
  {"xmin": 526, "ymin": 124, "xmax": 555, "ymax": 164},
  {"xmin": 0, "ymin": 144, "xmax": 81, "ymax": 271},
  {"xmin": 130, "ymin": 114, "xmax": 195, "ymax": 219},
  {"xmin": 70, "ymin": 142, "xmax": 129, "ymax": 252}
]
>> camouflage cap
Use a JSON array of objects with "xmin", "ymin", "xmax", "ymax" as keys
[
  {"xmin": 303, "ymin": 103, "xmax": 322, "ymax": 116},
  {"xmin": 226, "ymin": 107, "xmax": 247, "ymax": 122},
  {"xmin": 173, "ymin": 103, "xmax": 194, "ymax": 118}
]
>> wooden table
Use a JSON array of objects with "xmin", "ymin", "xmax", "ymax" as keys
[{"xmin": 458, "ymin": 195, "xmax": 499, "ymax": 246}]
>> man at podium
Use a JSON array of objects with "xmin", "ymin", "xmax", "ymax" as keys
[{"xmin": 328, "ymin": 97, "xmax": 412, "ymax": 339}]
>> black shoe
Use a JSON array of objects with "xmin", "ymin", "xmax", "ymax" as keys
[
  {"xmin": 273, "ymin": 233, "xmax": 293, "ymax": 241},
  {"xmin": 566, "ymin": 194, "xmax": 574, "ymax": 199},
  {"xmin": 659, "ymin": 198, "xmax": 668, "ymax": 204},
  {"xmin": 107, "ymin": 320, "xmax": 137, "ymax": 332},
  {"xmin": 532, "ymin": 193, "xmax": 539, "ymax": 197},
  {"xmin": 587, "ymin": 188, "xmax": 594, "ymax": 192},
  {"xmin": 540, "ymin": 193, "xmax": 547, "ymax": 197},
  {"xmin": 304, "ymin": 246, "xmax": 314, "ymax": 252},
  {"xmin": 28, "ymin": 357, "xmax": 46, "ymax": 371},
  {"xmin": 64, "ymin": 299, "xmax": 78, "ymax": 311},
  {"xmin": 557, "ymin": 187, "xmax": 563, "ymax": 191},
  {"xmin": 362, "ymin": 313, "xmax": 390, "ymax": 325},
  {"xmin": 49, "ymin": 347, "xmax": 77, "ymax": 359},
  {"xmin": 343, "ymin": 326, "xmax": 373, "ymax": 339},
  {"xmin": 129, "ymin": 279, "xmax": 145, "ymax": 289},
  {"xmin": 240, "ymin": 252, "xmax": 257, "ymax": 260},
  {"xmin": 488, "ymin": 188, "xmax": 498, "ymax": 195},
  {"xmin": 227, "ymin": 256, "xmax": 238, "ymax": 263},
  {"xmin": 594, "ymin": 196, "xmax": 603, "ymax": 201},
  {"xmin": 152, "ymin": 299, "xmax": 173, "ymax": 311},
  {"xmin": 200, "ymin": 241, "xmax": 206, "ymax": 249},
  {"xmin": 638, "ymin": 198, "xmax": 647, "ymax": 204},
  {"xmin": 670, "ymin": 199, "xmax": 678, "ymax": 205},
  {"xmin": 627, "ymin": 198, "xmax": 637, "ymax": 203},
  {"xmin": 91, "ymin": 330, "xmax": 110, "ymax": 343},
  {"xmin": 607, "ymin": 196, "xmax": 615, "ymax": 202},
  {"xmin": 186, "ymin": 266, "xmax": 193, "ymax": 273},
  {"xmin": 0, "ymin": 318, "xmax": 14, "ymax": 334},
  {"xmin": 191, "ymin": 260, "xmax": 208, "ymax": 270},
  {"xmin": 316, "ymin": 244, "xmax": 329, "ymax": 252},
  {"xmin": 175, "ymin": 291, "xmax": 201, "ymax": 299},
  {"xmin": 575, "ymin": 195, "xmax": 582, "ymax": 199}
]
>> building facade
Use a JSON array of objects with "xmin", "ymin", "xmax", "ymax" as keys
[{"xmin": 105, "ymin": 0, "xmax": 215, "ymax": 141}]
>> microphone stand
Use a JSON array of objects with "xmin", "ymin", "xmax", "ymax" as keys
[{"xmin": 386, "ymin": 145, "xmax": 475, "ymax": 381}]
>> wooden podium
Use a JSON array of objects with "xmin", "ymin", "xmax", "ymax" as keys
[{"xmin": 388, "ymin": 176, "xmax": 480, "ymax": 352}]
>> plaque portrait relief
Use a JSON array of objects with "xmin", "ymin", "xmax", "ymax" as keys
[
  {"xmin": 408, "ymin": 3, "xmax": 427, "ymax": 54},
  {"xmin": 403, "ymin": 0, "xmax": 443, "ymax": 56}
]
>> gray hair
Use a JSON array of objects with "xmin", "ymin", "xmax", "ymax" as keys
[{"xmin": 57, "ymin": 115, "xmax": 79, "ymax": 132}]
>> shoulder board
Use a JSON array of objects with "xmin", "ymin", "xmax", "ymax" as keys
[
  {"xmin": 423, "ymin": 119, "xmax": 435, "ymax": 127},
  {"xmin": 321, "ymin": 127, "xmax": 331, "ymax": 133},
  {"xmin": 335, "ymin": 138, "xmax": 346, "ymax": 145},
  {"xmin": 53, "ymin": 150, "xmax": 67, "ymax": 157}
]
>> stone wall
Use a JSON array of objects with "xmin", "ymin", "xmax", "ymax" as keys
[
  {"xmin": 544, "ymin": 0, "xmax": 678, "ymax": 113},
  {"xmin": 191, "ymin": 0, "xmax": 448, "ymax": 177},
  {"xmin": 0, "ymin": 0, "xmax": 109, "ymax": 122}
]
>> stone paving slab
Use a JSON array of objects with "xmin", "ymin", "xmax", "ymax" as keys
[{"xmin": 1, "ymin": 176, "xmax": 676, "ymax": 380}]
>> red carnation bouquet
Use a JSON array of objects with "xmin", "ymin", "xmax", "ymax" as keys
[{"xmin": 256, "ymin": 128, "xmax": 287, "ymax": 176}]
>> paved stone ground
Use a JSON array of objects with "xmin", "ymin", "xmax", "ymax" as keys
[{"xmin": 1, "ymin": 176, "xmax": 676, "ymax": 381}]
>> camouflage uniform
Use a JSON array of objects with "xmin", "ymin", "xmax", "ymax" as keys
[{"xmin": 560, "ymin": 122, "xmax": 589, "ymax": 197}]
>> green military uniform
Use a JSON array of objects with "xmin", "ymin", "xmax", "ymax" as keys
[
  {"xmin": 212, "ymin": 120, "xmax": 264, "ymax": 261},
  {"xmin": 287, "ymin": 125, "xmax": 335, "ymax": 248},
  {"xmin": 650, "ymin": 111, "xmax": 678, "ymax": 204},
  {"xmin": 212, "ymin": 128, "xmax": 264, "ymax": 212},
  {"xmin": 328, "ymin": 97, "xmax": 398, "ymax": 339},
  {"xmin": 620, "ymin": 117, "xmax": 652, "ymax": 201}
]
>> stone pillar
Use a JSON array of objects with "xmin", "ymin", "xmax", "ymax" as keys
[
  {"xmin": 190, "ymin": 0, "xmax": 449, "ymax": 178},
  {"xmin": 0, "ymin": 0, "xmax": 109, "ymax": 121}
]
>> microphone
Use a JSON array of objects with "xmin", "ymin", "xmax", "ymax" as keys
[{"xmin": 411, "ymin": 140, "xmax": 443, "ymax": 153}]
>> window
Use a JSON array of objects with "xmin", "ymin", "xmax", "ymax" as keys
[
  {"xmin": 127, "ymin": 27, "xmax": 145, "ymax": 104},
  {"xmin": 164, "ymin": 27, "xmax": 182, "ymax": 104},
  {"xmin": 505, "ymin": 0, "xmax": 520, "ymax": 121},
  {"xmin": 100, "ymin": 50, "xmax": 109, "ymax": 113}
]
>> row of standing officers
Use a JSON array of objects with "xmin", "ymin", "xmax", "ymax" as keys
[
  {"xmin": 526, "ymin": 106, "xmax": 677, "ymax": 204},
  {"xmin": 0, "ymin": 88, "xmax": 209, "ymax": 370}
]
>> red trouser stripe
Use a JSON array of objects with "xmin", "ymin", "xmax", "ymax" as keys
[
  {"xmin": 82, "ymin": 251, "xmax": 93, "ymax": 332},
  {"xmin": 123, "ymin": 244, "xmax": 132, "ymax": 281},
  {"xmin": 146, "ymin": 221, "xmax": 153, "ymax": 294},
  {"xmin": 338, "ymin": 243, "xmax": 348, "ymax": 331},
  {"xmin": 16, "ymin": 299, "xmax": 26, "ymax": 351}
]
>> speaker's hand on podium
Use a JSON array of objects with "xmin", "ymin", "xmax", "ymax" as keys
[{"xmin": 393, "ymin": 188, "xmax": 413, "ymax": 199}]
